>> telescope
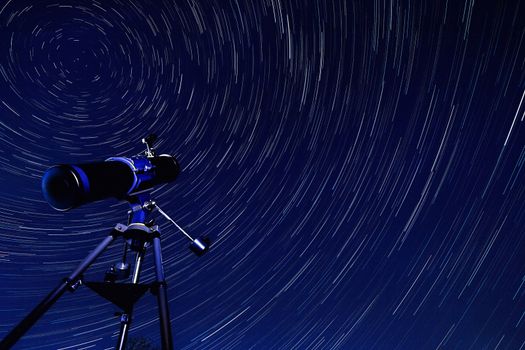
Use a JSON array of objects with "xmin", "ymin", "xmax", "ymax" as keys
[
  {"xmin": 42, "ymin": 138, "xmax": 180, "ymax": 210},
  {"xmin": 1, "ymin": 135, "xmax": 210, "ymax": 350},
  {"xmin": 41, "ymin": 134, "xmax": 209, "ymax": 255}
]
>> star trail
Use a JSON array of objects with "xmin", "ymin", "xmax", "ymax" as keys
[{"xmin": 1, "ymin": 0, "xmax": 525, "ymax": 349}]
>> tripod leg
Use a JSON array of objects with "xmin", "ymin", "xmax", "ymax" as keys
[
  {"xmin": 116, "ymin": 246, "xmax": 146, "ymax": 350},
  {"xmin": 116, "ymin": 314, "xmax": 131, "ymax": 350},
  {"xmin": 152, "ymin": 236, "xmax": 174, "ymax": 350},
  {"xmin": 0, "ymin": 233, "xmax": 117, "ymax": 349}
]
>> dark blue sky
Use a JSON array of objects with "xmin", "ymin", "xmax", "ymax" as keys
[{"xmin": 1, "ymin": 0, "xmax": 525, "ymax": 349}]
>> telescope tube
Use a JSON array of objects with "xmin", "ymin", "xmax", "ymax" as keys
[{"xmin": 42, "ymin": 155, "xmax": 180, "ymax": 211}]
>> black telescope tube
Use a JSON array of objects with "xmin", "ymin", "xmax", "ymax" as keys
[{"xmin": 41, "ymin": 155, "xmax": 180, "ymax": 211}]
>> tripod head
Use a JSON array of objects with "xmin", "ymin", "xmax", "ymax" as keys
[
  {"xmin": 105, "ymin": 192, "xmax": 210, "ymax": 283},
  {"xmin": 126, "ymin": 194, "xmax": 211, "ymax": 256}
]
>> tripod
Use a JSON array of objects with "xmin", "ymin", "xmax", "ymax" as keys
[{"xmin": 1, "ymin": 194, "xmax": 210, "ymax": 349}]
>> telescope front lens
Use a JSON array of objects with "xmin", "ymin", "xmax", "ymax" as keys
[{"xmin": 42, "ymin": 166, "xmax": 84, "ymax": 211}]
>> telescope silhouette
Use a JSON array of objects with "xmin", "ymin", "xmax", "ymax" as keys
[
  {"xmin": 42, "ymin": 154, "xmax": 180, "ymax": 211},
  {"xmin": 2, "ymin": 135, "xmax": 210, "ymax": 350}
]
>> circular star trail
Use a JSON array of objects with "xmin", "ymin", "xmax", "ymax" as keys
[{"xmin": 1, "ymin": 0, "xmax": 525, "ymax": 349}]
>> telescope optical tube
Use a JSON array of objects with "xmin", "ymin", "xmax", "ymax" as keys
[{"xmin": 42, "ymin": 155, "xmax": 180, "ymax": 211}]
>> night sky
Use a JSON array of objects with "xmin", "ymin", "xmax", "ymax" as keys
[{"xmin": 1, "ymin": 0, "xmax": 525, "ymax": 349}]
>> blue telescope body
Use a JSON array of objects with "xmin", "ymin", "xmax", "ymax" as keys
[{"xmin": 42, "ymin": 155, "xmax": 180, "ymax": 211}]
